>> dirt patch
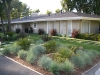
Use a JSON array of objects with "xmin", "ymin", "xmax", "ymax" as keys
[{"xmin": 8, "ymin": 55, "xmax": 100, "ymax": 75}]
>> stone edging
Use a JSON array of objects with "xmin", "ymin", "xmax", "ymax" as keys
[{"xmin": 82, "ymin": 61, "xmax": 100, "ymax": 75}]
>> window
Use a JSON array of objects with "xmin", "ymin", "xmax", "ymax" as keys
[{"xmin": 34, "ymin": 23, "xmax": 37, "ymax": 29}]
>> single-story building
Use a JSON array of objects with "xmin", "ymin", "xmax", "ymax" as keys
[{"xmin": 0, "ymin": 12, "xmax": 100, "ymax": 36}]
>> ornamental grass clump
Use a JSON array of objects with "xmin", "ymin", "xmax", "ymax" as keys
[
  {"xmin": 10, "ymin": 43, "xmax": 21, "ymax": 55},
  {"xmin": 49, "ymin": 60, "xmax": 61, "ymax": 75},
  {"xmin": 18, "ymin": 50, "xmax": 27, "ymax": 59},
  {"xmin": 38, "ymin": 55, "xmax": 52, "ymax": 70},
  {"xmin": 32, "ymin": 45, "xmax": 46, "ymax": 56},
  {"xmin": 62, "ymin": 60, "xmax": 74, "ymax": 73},
  {"xmin": 2, "ymin": 46, "xmax": 11, "ymax": 55},
  {"xmin": 26, "ymin": 49, "xmax": 36, "ymax": 64}
]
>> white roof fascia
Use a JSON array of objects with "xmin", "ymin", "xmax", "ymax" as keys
[
  {"xmin": 82, "ymin": 17, "xmax": 100, "ymax": 21},
  {"xmin": 11, "ymin": 17, "xmax": 82, "ymax": 24}
]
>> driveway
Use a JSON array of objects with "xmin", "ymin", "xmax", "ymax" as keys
[{"xmin": 0, "ymin": 55, "xmax": 41, "ymax": 75}]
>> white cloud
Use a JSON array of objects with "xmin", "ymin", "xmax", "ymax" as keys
[{"xmin": 19, "ymin": 0, "xmax": 62, "ymax": 14}]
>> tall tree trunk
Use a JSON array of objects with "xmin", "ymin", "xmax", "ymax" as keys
[
  {"xmin": 7, "ymin": 1, "xmax": 11, "ymax": 31},
  {"xmin": 3, "ymin": 0, "xmax": 11, "ymax": 32},
  {"xmin": 1, "ymin": 16, "xmax": 5, "ymax": 35}
]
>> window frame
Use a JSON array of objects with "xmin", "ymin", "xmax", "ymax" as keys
[{"xmin": 34, "ymin": 23, "xmax": 37, "ymax": 29}]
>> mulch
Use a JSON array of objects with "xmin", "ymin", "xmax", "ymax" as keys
[{"xmin": 8, "ymin": 55, "xmax": 100, "ymax": 75}]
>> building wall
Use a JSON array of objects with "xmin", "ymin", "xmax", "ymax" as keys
[
  {"xmin": 54, "ymin": 21, "xmax": 60, "ymax": 34},
  {"xmin": 60, "ymin": 21, "xmax": 67, "ymax": 34},
  {"xmin": 11, "ymin": 24, "xmax": 22, "ymax": 32},
  {"xmin": 90, "ymin": 21, "xmax": 99, "ymax": 33},
  {"xmin": 72, "ymin": 20, "xmax": 80, "ymax": 30},
  {"xmin": 36, "ymin": 21, "xmax": 47, "ymax": 33}
]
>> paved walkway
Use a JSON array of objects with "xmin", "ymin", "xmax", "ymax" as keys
[
  {"xmin": 0, "ymin": 55, "xmax": 41, "ymax": 75},
  {"xmin": 83, "ymin": 62, "xmax": 100, "ymax": 75}
]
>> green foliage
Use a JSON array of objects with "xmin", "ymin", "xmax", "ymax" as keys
[
  {"xmin": 11, "ymin": 0, "xmax": 33, "ymax": 19},
  {"xmin": 36, "ymin": 39, "xmax": 44, "ymax": 44},
  {"xmin": 49, "ymin": 61, "xmax": 61, "ymax": 75},
  {"xmin": 53, "ymin": 47, "xmax": 74, "ymax": 63},
  {"xmin": 18, "ymin": 50, "xmax": 27, "ymax": 59},
  {"xmin": 46, "ymin": 10, "xmax": 52, "ymax": 15},
  {"xmin": 26, "ymin": 49, "xmax": 36, "ymax": 64},
  {"xmin": 2, "ymin": 46, "xmax": 10, "ymax": 55},
  {"xmin": 62, "ymin": 60, "xmax": 74, "ymax": 73},
  {"xmin": 55, "ymin": 9, "xmax": 61, "ymax": 13},
  {"xmin": 17, "ymin": 38, "xmax": 32, "ymax": 50},
  {"xmin": 77, "ymin": 33, "xmax": 100, "ymax": 41},
  {"xmin": 32, "ymin": 45, "xmax": 46, "ymax": 56},
  {"xmin": 70, "ymin": 50, "xmax": 99, "ymax": 68},
  {"xmin": 40, "ymin": 34, "xmax": 51, "ymax": 41},
  {"xmin": 38, "ymin": 55, "xmax": 52, "ymax": 70},
  {"xmin": 6, "ymin": 32, "xmax": 14, "ymax": 37},
  {"xmin": 70, "ymin": 54, "xmax": 86, "ymax": 68},
  {"xmin": 44, "ymin": 40, "xmax": 57, "ymax": 54},
  {"xmin": 10, "ymin": 43, "xmax": 21, "ymax": 55},
  {"xmin": 18, "ymin": 33, "xmax": 28, "ymax": 38},
  {"xmin": 61, "ymin": 0, "xmax": 100, "ymax": 15}
]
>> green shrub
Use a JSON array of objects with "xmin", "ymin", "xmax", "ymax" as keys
[
  {"xmin": 18, "ymin": 50, "xmax": 27, "ymax": 59},
  {"xmin": 6, "ymin": 32, "xmax": 15, "ymax": 37},
  {"xmin": 40, "ymin": 34, "xmax": 51, "ymax": 41},
  {"xmin": 38, "ymin": 55, "xmax": 52, "ymax": 70},
  {"xmin": 36, "ymin": 39, "xmax": 44, "ymax": 44},
  {"xmin": 2, "ymin": 47, "xmax": 10, "ymax": 55},
  {"xmin": 53, "ymin": 47, "xmax": 74, "ymax": 63},
  {"xmin": 18, "ymin": 32, "xmax": 27, "ymax": 38},
  {"xmin": 62, "ymin": 60, "xmax": 74, "ymax": 73},
  {"xmin": 70, "ymin": 55, "xmax": 86, "ymax": 68},
  {"xmin": 44, "ymin": 40, "xmax": 57, "ymax": 54},
  {"xmin": 26, "ymin": 49, "xmax": 36, "ymax": 64},
  {"xmin": 17, "ymin": 38, "xmax": 32, "ymax": 50},
  {"xmin": 10, "ymin": 43, "xmax": 21, "ymax": 55},
  {"xmin": 70, "ymin": 50, "xmax": 99, "ymax": 68},
  {"xmin": 32, "ymin": 45, "xmax": 46, "ymax": 56},
  {"xmin": 49, "ymin": 60, "xmax": 61, "ymax": 75}
]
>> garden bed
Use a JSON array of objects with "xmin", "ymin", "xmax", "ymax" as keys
[
  {"xmin": 1, "ymin": 34, "xmax": 100, "ymax": 75},
  {"xmin": 8, "ymin": 55, "xmax": 100, "ymax": 75}
]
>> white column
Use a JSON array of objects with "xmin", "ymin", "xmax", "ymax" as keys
[
  {"xmin": 89, "ymin": 21, "xmax": 90, "ymax": 34},
  {"xmin": 47, "ymin": 21, "xmax": 49, "ymax": 34}
]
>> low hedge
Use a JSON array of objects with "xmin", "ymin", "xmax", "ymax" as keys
[{"xmin": 76, "ymin": 33, "xmax": 100, "ymax": 41}]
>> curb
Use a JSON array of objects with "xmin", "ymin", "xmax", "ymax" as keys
[
  {"xmin": 4, "ymin": 56, "xmax": 43, "ymax": 75},
  {"xmin": 82, "ymin": 61, "xmax": 100, "ymax": 75}
]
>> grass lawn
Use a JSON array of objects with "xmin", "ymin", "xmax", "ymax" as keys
[{"xmin": 54, "ymin": 37, "xmax": 100, "ymax": 51}]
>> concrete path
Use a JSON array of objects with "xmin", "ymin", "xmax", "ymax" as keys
[
  {"xmin": 0, "ymin": 55, "xmax": 41, "ymax": 75},
  {"xmin": 82, "ymin": 62, "xmax": 100, "ymax": 75}
]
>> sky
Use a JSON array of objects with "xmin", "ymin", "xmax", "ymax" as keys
[{"xmin": 19, "ymin": 0, "xmax": 62, "ymax": 14}]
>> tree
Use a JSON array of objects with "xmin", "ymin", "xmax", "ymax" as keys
[
  {"xmin": 0, "ymin": 1, "xmax": 5, "ymax": 34},
  {"xmin": 2, "ymin": 0, "xmax": 12, "ymax": 31},
  {"xmin": 10, "ymin": 0, "xmax": 33, "ymax": 19},
  {"xmin": 46, "ymin": 10, "xmax": 52, "ymax": 15},
  {"xmin": 55, "ymin": 9, "xmax": 60, "ymax": 13},
  {"xmin": 60, "ymin": 0, "xmax": 100, "ymax": 15},
  {"xmin": 61, "ymin": 0, "xmax": 68, "ymax": 12},
  {"xmin": 33, "ymin": 9, "xmax": 40, "ymax": 13}
]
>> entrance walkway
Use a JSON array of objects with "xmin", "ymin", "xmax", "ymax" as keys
[{"xmin": 0, "ymin": 55, "xmax": 41, "ymax": 75}]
